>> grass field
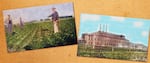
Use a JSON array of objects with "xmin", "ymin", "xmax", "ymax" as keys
[
  {"xmin": 77, "ymin": 44, "xmax": 147, "ymax": 62},
  {"xmin": 5, "ymin": 18, "xmax": 77, "ymax": 52}
]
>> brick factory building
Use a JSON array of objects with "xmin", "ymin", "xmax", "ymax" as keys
[{"xmin": 79, "ymin": 24, "xmax": 147, "ymax": 51}]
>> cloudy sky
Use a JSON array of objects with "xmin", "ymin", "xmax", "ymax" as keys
[
  {"xmin": 3, "ymin": 2, "xmax": 74, "ymax": 24},
  {"xmin": 79, "ymin": 14, "xmax": 150, "ymax": 46}
]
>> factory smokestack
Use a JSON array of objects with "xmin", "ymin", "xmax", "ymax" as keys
[
  {"xmin": 98, "ymin": 24, "xmax": 109, "ymax": 32},
  {"xmin": 107, "ymin": 24, "xmax": 109, "ymax": 32},
  {"xmin": 98, "ymin": 24, "xmax": 102, "ymax": 32},
  {"xmin": 100, "ymin": 24, "xmax": 101, "ymax": 31},
  {"xmin": 100, "ymin": 24, "xmax": 101, "ymax": 32},
  {"xmin": 105, "ymin": 24, "xmax": 107, "ymax": 33}
]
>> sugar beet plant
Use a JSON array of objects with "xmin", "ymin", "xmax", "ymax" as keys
[{"xmin": 6, "ymin": 18, "xmax": 77, "ymax": 52}]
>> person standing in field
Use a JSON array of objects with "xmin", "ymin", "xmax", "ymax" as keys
[
  {"xmin": 48, "ymin": 7, "xmax": 59, "ymax": 33},
  {"xmin": 20, "ymin": 17, "xmax": 24, "ymax": 29},
  {"xmin": 7, "ymin": 15, "xmax": 13, "ymax": 35}
]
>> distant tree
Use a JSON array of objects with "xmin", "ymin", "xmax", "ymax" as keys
[{"xmin": 40, "ymin": 19, "xmax": 43, "ymax": 21}]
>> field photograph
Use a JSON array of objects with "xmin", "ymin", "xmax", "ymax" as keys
[
  {"xmin": 3, "ymin": 2, "xmax": 77, "ymax": 53},
  {"xmin": 77, "ymin": 14, "xmax": 150, "ymax": 62}
]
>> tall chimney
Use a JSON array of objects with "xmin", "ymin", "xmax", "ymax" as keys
[
  {"xmin": 97, "ymin": 24, "xmax": 101, "ymax": 32},
  {"xmin": 101, "ymin": 24, "xmax": 103, "ymax": 32},
  {"xmin": 105, "ymin": 24, "xmax": 107, "ymax": 32},
  {"xmin": 107, "ymin": 24, "xmax": 109, "ymax": 32},
  {"xmin": 100, "ymin": 24, "xmax": 101, "ymax": 32},
  {"xmin": 103, "ymin": 24, "xmax": 105, "ymax": 32}
]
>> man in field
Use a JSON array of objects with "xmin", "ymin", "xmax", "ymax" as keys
[
  {"xmin": 7, "ymin": 15, "xmax": 13, "ymax": 35},
  {"xmin": 48, "ymin": 7, "xmax": 59, "ymax": 33},
  {"xmin": 20, "ymin": 17, "xmax": 24, "ymax": 29}
]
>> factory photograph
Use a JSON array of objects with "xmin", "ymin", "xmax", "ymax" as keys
[{"xmin": 77, "ymin": 14, "xmax": 150, "ymax": 62}]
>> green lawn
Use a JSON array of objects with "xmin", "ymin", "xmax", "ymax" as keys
[
  {"xmin": 77, "ymin": 44, "xmax": 147, "ymax": 62},
  {"xmin": 6, "ymin": 18, "xmax": 77, "ymax": 52}
]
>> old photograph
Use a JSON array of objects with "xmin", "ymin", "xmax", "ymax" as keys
[
  {"xmin": 77, "ymin": 14, "xmax": 149, "ymax": 62},
  {"xmin": 3, "ymin": 2, "xmax": 77, "ymax": 53}
]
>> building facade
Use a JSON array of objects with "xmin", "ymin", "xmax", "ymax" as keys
[{"xmin": 79, "ymin": 24, "xmax": 147, "ymax": 51}]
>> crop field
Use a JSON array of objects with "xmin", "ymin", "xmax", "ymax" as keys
[
  {"xmin": 5, "ymin": 18, "xmax": 77, "ymax": 52},
  {"xmin": 77, "ymin": 44, "xmax": 147, "ymax": 62}
]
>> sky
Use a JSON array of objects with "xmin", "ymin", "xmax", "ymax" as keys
[
  {"xmin": 79, "ymin": 14, "xmax": 150, "ymax": 46},
  {"xmin": 3, "ymin": 2, "xmax": 74, "ymax": 24}
]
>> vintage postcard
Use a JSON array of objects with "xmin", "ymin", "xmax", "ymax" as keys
[
  {"xmin": 77, "ymin": 14, "xmax": 149, "ymax": 62},
  {"xmin": 3, "ymin": 2, "xmax": 77, "ymax": 53}
]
